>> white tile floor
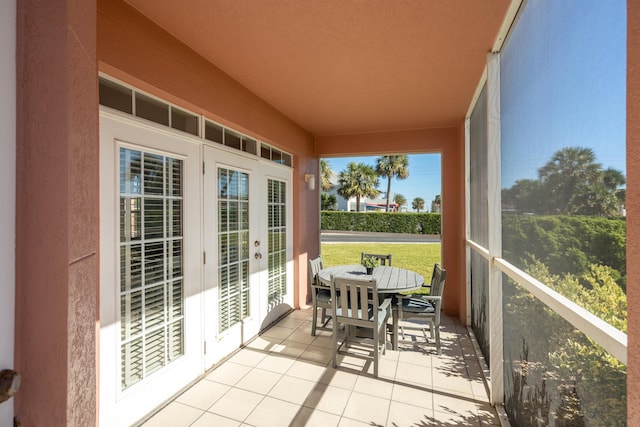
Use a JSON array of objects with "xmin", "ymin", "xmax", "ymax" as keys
[{"xmin": 141, "ymin": 308, "xmax": 503, "ymax": 427}]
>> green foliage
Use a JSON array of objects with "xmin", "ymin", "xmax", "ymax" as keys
[
  {"xmin": 320, "ymin": 159, "xmax": 333, "ymax": 192},
  {"xmin": 502, "ymin": 213, "xmax": 627, "ymax": 425},
  {"xmin": 525, "ymin": 260, "xmax": 626, "ymax": 333},
  {"xmin": 375, "ymin": 155, "xmax": 409, "ymax": 212},
  {"xmin": 491, "ymin": 148, "xmax": 627, "ymax": 425},
  {"xmin": 321, "ymin": 211, "xmax": 441, "ymax": 235},
  {"xmin": 320, "ymin": 193, "xmax": 337, "ymax": 210},
  {"xmin": 430, "ymin": 194, "xmax": 441, "ymax": 213},
  {"xmin": 361, "ymin": 255, "xmax": 378, "ymax": 268},
  {"xmin": 502, "ymin": 179, "xmax": 544, "ymax": 213},
  {"xmin": 337, "ymin": 162, "xmax": 379, "ymax": 212},
  {"xmin": 509, "ymin": 260, "xmax": 627, "ymax": 426},
  {"xmin": 502, "ymin": 147, "xmax": 625, "ymax": 216},
  {"xmin": 393, "ymin": 193, "xmax": 407, "ymax": 207},
  {"xmin": 412, "ymin": 197, "xmax": 425, "ymax": 212},
  {"xmin": 502, "ymin": 215, "xmax": 626, "ymax": 290}
]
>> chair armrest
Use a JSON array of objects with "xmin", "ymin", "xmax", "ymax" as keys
[
  {"xmin": 396, "ymin": 295, "xmax": 442, "ymax": 315},
  {"xmin": 418, "ymin": 295, "xmax": 442, "ymax": 308},
  {"xmin": 378, "ymin": 297, "xmax": 392, "ymax": 311},
  {"xmin": 397, "ymin": 294, "xmax": 441, "ymax": 302},
  {"xmin": 397, "ymin": 294, "xmax": 423, "ymax": 301}
]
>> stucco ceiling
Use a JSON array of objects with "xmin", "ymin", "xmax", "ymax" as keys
[{"xmin": 124, "ymin": 0, "xmax": 512, "ymax": 136}]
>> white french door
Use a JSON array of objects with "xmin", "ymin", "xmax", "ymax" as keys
[
  {"xmin": 203, "ymin": 145, "xmax": 293, "ymax": 367},
  {"xmin": 99, "ymin": 112, "xmax": 292, "ymax": 425},
  {"xmin": 99, "ymin": 113, "xmax": 203, "ymax": 427}
]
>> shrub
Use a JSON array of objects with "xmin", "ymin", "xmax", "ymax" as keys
[
  {"xmin": 321, "ymin": 211, "xmax": 441, "ymax": 235},
  {"xmin": 502, "ymin": 215, "xmax": 626, "ymax": 290}
]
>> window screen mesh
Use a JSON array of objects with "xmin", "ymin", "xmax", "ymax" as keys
[{"xmin": 499, "ymin": 1, "xmax": 626, "ymax": 424}]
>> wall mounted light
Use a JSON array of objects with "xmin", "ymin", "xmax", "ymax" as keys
[{"xmin": 304, "ymin": 174, "xmax": 316, "ymax": 190}]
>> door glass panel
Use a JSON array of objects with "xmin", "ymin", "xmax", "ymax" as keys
[
  {"xmin": 267, "ymin": 179, "xmax": 287, "ymax": 308},
  {"xmin": 119, "ymin": 147, "xmax": 184, "ymax": 390},
  {"xmin": 218, "ymin": 167, "xmax": 251, "ymax": 333}
]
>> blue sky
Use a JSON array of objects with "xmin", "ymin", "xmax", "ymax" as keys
[
  {"xmin": 500, "ymin": 0, "xmax": 626, "ymax": 188},
  {"xmin": 322, "ymin": 154, "xmax": 442, "ymax": 210}
]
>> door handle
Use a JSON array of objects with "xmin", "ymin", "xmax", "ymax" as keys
[{"xmin": 254, "ymin": 252, "xmax": 262, "ymax": 260}]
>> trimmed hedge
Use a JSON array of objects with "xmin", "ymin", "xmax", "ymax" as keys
[{"xmin": 321, "ymin": 211, "xmax": 441, "ymax": 235}]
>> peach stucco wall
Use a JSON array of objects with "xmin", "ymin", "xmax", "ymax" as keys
[
  {"xmin": 96, "ymin": 0, "xmax": 319, "ymax": 310},
  {"xmin": 627, "ymin": 0, "xmax": 640, "ymax": 424},
  {"xmin": 317, "ymin": 127, "xmax": 467, "ymax": 322},
  {"xmin": 15, "ymin": 0, "xmax": 98, "ymax": 425}
]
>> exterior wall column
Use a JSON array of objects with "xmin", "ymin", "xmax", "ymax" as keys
[
  {"xmin": 442, "ymin": 124, "xmax": 467, "ymax": 321},
  {"xmin": 627, "ymin": 0, "xmax": 640, "ymax": 424},
  {"xmin": 15, "ymin": 0, "xmax": 98, "ymax": 425}
]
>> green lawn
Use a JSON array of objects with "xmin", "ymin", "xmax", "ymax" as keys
[{"xmin": 320, "ymin": 242, "xmax": 442, "ymax": 290}]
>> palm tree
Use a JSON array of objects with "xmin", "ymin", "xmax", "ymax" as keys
[
  {"xmin": 375, "ymin": 155, "xmax": 409, "ymax": 212},
  {"xmin": 320, "ymin": 192, "xmax": 337, "ymax": 210},
  {"xmin": 538, "ymin": 147, "xmax": 602, "ymax": 214},
  {"xmin": 502, "ymin": 179, "xmax": 544, "ymax": 214},
  {"xmin": 320, "ymin": 159, "xmax": 334, "ymax": 192},
  {"xmin": 603, "ymin": 168, "xmax": 626, "ymax": 214},
  {"xmin": 431, "ymin": 195, "xmax": 442, "ymax": 213},
  {"xmin": 573, "ymin": 167, "xmax": 625, "ymax": 216},
  {"xmin": 337, "ymin": 162, "xmax": 380, "ymax": 212},
  {"xmin": 393, "ymin": 193, "xmax": 407, "ymax": 211},
  {"xmin": 412, "ymin": 197, "xmax": 425, "ymax": 213},
  {"xmin": 503, "ymin": 148, "xmax": 625, "ymax": 216}
]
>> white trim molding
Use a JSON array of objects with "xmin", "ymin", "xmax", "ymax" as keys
[
  {"xmin": 486, "ymin": 52, "xmax": 504, "ymax": 406},
  {"xmin": 464, "ymin": 118, "xmax": 472, "ymax": 325},
  {"xmin": 466, "ymin": 240, "xmax": 490, "ymax": 261}
]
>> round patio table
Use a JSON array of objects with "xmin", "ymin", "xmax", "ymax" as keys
[
  {"xmin": 317, "ymin": 264, "xmax": 424, "ymax": 293},
  {"xmin": 318, "ymin": 264, "xmax": 425, "ymax": 350}
]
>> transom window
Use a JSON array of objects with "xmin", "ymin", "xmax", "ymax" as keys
[{"xmin": 99, "ymin": 76, "xmax": 292, "ymax": 167}]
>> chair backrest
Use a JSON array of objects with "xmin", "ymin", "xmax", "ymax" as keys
[
  {"xmin": 429, "ymin": 263, "xmax": 447, "ymax": 297},
  {"xmin": 308, "ymin": 256, "xmax": 324, "ymax": 287},
  {"xmin": 360, "ymin": 252, "xmax": 393, "ymax": 266},
  {"xmin": 331, "ymin": 277, "xmax": 379, "ymax": 327}
]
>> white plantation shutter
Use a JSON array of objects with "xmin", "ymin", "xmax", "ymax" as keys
[
  {"xmin": 267, "ymin": 179, "xmax": 287, "ymax": 308},
  {"xmin": 119, "ymin": 148, "xmax": 184, "ymax": 390},
  {"xmin": 218, "ymin": 167, "xmax": 251, "ymax": 333}
]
